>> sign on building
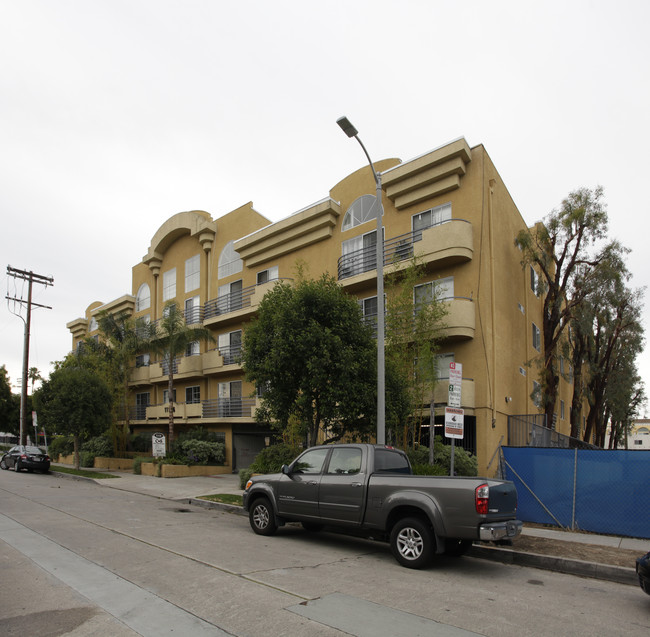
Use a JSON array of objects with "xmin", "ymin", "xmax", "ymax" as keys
[{"xmin": 448, "ymin": 361, "xmax": 462, "ymax": 408}]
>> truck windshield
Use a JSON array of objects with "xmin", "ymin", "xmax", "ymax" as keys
[{"xmin": 374, "ymin": 449, "xmax": 410, "ymax": 474}]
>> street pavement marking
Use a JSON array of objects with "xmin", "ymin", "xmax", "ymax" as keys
[
  {"xmin": 0, "ymin": 513, "xmax": 232, "ymax": 636},
  {"xmin": 287, "ymin": 592, "xmax": 483, "ymax": 637}
]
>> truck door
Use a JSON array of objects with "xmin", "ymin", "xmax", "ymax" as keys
[
  {"xmin": 277, "ymin": 448, "xmax": 329, "ymax": 519},
  {"xmin": 318, "ymin": 447, "xmax": 365, "ymax": 525}
]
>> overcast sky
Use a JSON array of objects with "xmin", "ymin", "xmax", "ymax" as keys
[{"xmin": 1, "ymin": 0, "xmax": 649, "ymax": 414}]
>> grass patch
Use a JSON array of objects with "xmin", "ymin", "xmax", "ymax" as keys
[
  {"xmin": 197, "ymin": 493, "xmax": 243, "ymax": 506},
  {"xmin": 50, "ymin": 466, "xmax": 120, "ymax": 480}
]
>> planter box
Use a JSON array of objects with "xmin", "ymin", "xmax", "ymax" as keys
[
  {"xmin": 141, "ymin": 462, "xmax": 156, "ymax": 476},
  {"xmin": 57, "ymin": 454, "xmax": 76, "ymax": 465},
  {"xmin": 93, "ymin": 457, "xmax": 136, "ymax": 471},
  {"xmin": 161, "ymin": 464, "xmax": 230, "ymax": 478}
]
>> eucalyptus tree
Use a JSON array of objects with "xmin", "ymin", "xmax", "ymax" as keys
[
  {"xmin": 144, "ymin": 302, "xmax": 215, "ymax": 446},
  {"xmin": 516, "ymin": 186, "xmax": 620, "ymax": 427}
]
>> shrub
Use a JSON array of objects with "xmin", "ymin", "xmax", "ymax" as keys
[
  {"xmin": 81, "ymin": 434, "xmax": 113, "ymax": 458},
  {"xmin": 79, "ymin": 451, "xmax": 95, "ymax": 468},
  {"xmin": 48, "ymin": 435, "xmax": 74, "ymax": 459},
  {"xmin": 132, "ymin": 456, "xmax": 150, "ymax": 475},
  {"xmin": 129, "ymin": 433, "xmax": 152, "ymax": 453},
  {"xmin": 173, "ymin": 439, "xmax": 225, "ymax": 465},
  {"xmin": 405, "ymin": 438, "xmax": 478, "ymax": 477},
  {"xmin": 239, "ymin": 443, "xmax": 301, "ymax": 489}
]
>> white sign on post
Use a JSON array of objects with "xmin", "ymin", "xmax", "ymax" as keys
[
  {"xmin": 448, "ymin": 362, "xmax": 462, "ymax": 408},
  {"xmin": 152, "ymin": 432, "xmax": 166, "ymax": 457},
  {"xmin": 444, "ymin": 407, "xmax": 464, "ymax": 439}
]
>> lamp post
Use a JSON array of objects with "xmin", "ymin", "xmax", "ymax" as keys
[{"xmin": 336, "ymin": 116, "xmax": 385, "ymax": 445}]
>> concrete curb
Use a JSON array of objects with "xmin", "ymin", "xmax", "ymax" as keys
[
  {"xmin": 185, "ymin": 497, "xmax": 247, "ymax": 516},
  {"xmin": 468, "ymin": 545, "xmax": 637, "ymax": 586}
]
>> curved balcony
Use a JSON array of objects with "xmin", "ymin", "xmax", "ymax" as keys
[{"xmin": 441, "ymin": 297, "xmax": 475, "ymax": 340}]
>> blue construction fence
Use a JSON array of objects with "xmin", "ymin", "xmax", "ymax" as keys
[{"xmin": 501, "ymin": 447, "xmax": 650, "ymax": 539}]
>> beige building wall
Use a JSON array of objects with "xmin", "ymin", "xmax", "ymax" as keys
[{"xmin": 67, "ymin": 138, "xmax": 580, "ymax": 475}]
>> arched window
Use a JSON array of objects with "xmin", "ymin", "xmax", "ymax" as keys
[
  {"xmin": 218, "ymin": 241, "xmax": 242, "ymax": 279},
  {"xmin": 342, "ymin": 195, "xmax": 379, "ymax": 231},
  {"xmin": 135, "ymin": 283, "xmax": 151, "ymax": 312}
]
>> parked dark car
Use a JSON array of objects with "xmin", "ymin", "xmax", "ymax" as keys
[
  {"xmin": 637, "ymin": 551, "xmax": 650, "ymax": 595},
  {"xmin": 0, "ymin": 446, "xmax": 50, "ymax": 472}
]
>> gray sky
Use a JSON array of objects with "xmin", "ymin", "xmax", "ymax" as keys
[{"xmin": 1, "ymin": 0, "xmax": 649, "ymax": 414}]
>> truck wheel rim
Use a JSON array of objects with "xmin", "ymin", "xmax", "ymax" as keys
[
  {"xmin": 397, "ymin": 527, "xmax": 424, "ymax": 560},
  {"xmin": 253, "ymin": 505, "xmax": 269, "ymax": 529}
]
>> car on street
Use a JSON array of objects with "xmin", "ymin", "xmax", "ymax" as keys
[
  {"xmin": 0, "ymin": 445, "xmax": 51, "ymax": 472},
  {"xmin": 637, "ymin": 551, "xmax": 650, "ymax": 594}
]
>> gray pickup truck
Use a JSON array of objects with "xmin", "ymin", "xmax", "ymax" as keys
[{"xmin": 242, "ymin": 443, "xmax": 522, "ymax": 568}]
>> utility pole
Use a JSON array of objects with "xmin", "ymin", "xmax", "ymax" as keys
[{"xmin": 6, "ymin": 266, "xmax": 54, "ymax": 446}]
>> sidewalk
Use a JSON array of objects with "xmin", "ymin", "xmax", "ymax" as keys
[{"xmin": 54, "ymin": 466, "xmax": 646, "ymax": 586}]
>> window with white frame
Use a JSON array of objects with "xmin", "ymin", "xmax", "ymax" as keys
[
  {"xmin": 412, "ymin": 203, "xmax": 452, "ymax": 235},
  {"xmin": 435, "ymin": 353, "xmax": 455, "ymax": 380},
  {"xmin": 163, "ymin": 268, "xmax": 176, "ymax": 301},
  {"xmin": 218, "ymin": 380, "xmax": 243, "ymax": 416},
  {"xmin": 342, "ymin": 194, "xmax": 380, "ymax": 231},
  {"xmin": 185, "ymin": 295, "xmax": 201, "ymax": 324},
  {"xmin": 135, "ymin": 353, "xmax": 150, "ymax": 368},
  {"xmin": 218, "ymin": 241, "xmax": 242, "ymax": 279},
  {"xmin": 414, "ymin": 277, "xmax": 454, "ymax": 311},
  {"xmin": 532, "ymin": 322, "xmax": 541, "ymax": 351},
  {"xmin": 185, "ymin": 341, "xmax": 199, "ymax": 357},
  {"xmin": 218, "ymin": 330, "xmax": 242, "ymax": 365},
  {"xmin": 185, "ymin": 254, "xmax": 200, "ymax": 293},
  {"xmin": 341, "ymin": 229, "xmax": 378, "ymax": 277},
  {"xmin": 257, "ymin": 265, "xmax": 279, "ymax": 285},
  {"xmin": 135, "ymin": 392, "xmax": 150, "ymax": 419},
  {"xmin": 163, "ymin": 389, "xmax": 176, "ymax": 404},
  {"xmin": 185, "ymin": 386, "xmax": 200, "ymax": 404},
  {"xmin": 135, "ymin": 283, "xmax": 151, "ymax": 311},
  {"xmin": 359, "ymin": 296, "xmax": 378, "ymax": 335},
  {"xmin": 218, "ymin": 279, "xmax": 243, "ymax": 313}
]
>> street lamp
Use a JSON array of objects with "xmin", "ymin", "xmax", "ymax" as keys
[{"xmin": 336, "ymin": 116, "xmax": 385, "ymax": 445}]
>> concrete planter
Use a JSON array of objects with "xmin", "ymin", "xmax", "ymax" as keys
[
  {"xmin": 139, "ymin": 462, "xmax": 231, "ymax": 478},
  {"xmin": 93, "ymin": 457, "xmax": 135, "ymax": 471}
]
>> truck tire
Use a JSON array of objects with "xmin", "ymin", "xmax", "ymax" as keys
[
  {"xmin": 390, "ymin": 517, "xmax": 434, "ymax": 569},
  {"xmin": 0, "ymin": 459, "xmax": 7, "ymax": 470},
  {"xmin": 249, "ymin": 497, "xmax": 277, "ymax": 536},
  {"xmin": 443, "ymin": 539, "xmax": 473, "ymax": 557}
]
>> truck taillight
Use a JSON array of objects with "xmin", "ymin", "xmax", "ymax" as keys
[{"xmin": 475, "ymin": 483, "xmax": 489, "ymax": 515}]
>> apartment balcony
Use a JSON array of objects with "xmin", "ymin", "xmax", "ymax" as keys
[
  {"xmin": 128, "ymin": 398, "xmax": 257, "ymax": 424},
  {"xmin": 338, "ymin": 220, "xmax": 473, "ymax": 292},
  {"xmin": 203, "ymin": 279, "xmax": 291, "ymax": 329},
  {"xmin": 147, "ymin": 355, "xmax": 203, "ymax": 383},
  {"xmin": 432, "ymin": 377, "xmax": 475, "ymax": 409}
]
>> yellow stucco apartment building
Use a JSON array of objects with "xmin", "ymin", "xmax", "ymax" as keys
[{"xmin": 67, "ymin": 138, "xmax": 576, "ymax": 475}]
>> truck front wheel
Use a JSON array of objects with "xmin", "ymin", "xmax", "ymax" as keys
[
  {"xmin": 249, "ymin": 497, "xmax": 277, "ymax": 536},
  {"xmin": 390, "ymin": 517, "xmax": 434, "ymax": 569}
]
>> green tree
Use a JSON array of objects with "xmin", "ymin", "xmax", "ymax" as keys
[
  {"xmin": 243, "ymin": 274, "xmax": 382, "ymax": 445},
  {"xmin": 143, "ymin": 302, "xmax": 215, "ymax": 447},
  {"xmin": 95, "ymin": 309, "xmax": 149, "ymax": 455},
  {"xmin": 516, "ymin": 186, "xmax": 619, "ymax": 428},
  {"xmin": 34, "ymin": 366, "xmax": 112, "ymax": 469},
  {"xmin": 28, "ymin": 367, "xmax": 42, "ymax": 393},
  {"xmin": 384, "ymin": 258, "xmax": 447, "ymax": 449},
  {"xmin": 0, "ymin": 365, "xmax": 20, "ymax": 435}
]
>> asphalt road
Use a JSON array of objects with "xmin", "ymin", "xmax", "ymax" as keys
[{"xmin": 1, "ymin": 470, "xmax": 648, "ymax": 637}]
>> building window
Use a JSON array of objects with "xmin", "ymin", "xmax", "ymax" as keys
[
  {"xmin": 218, "ymin": 330, "xmax": 242, "ymax": 365},
  {"xmin": 341, "ymin": 229, "xmax": 378, "ymax": 277},
  {"xmin": 186, "ymin": 341, "xmax": 199, "ymax": 357},
  {"xmin": 532, "ymin": 323, "xmax": 541, "ymax": 351},
  {"xmin": 163, "ymin": 268, "xmax": 176, "ymax": 301},
  {"xmin": 136, "ymin": 283, "xmax": 151, "ymax": 311},
  {"xmin": 135, "ymin": 353, "xmax": 150, "ymax": 368},
  {"xmin": 218, "ymin": 241, "xmax": 242, "ymax": 279},
  {"xmin": 414, "ymin": 277, "xmax": 454, "ymax": 312},
  {"xmin": 435, "ymin": 353, "xmax": 455, "ymax": 380},
  {"xmin": 185, "ymin": 386, "xmax": 200, "ymax": 404},
  {"xmin": 530, "ymin": 266, "xmax": 539, "ymax": 295},
  {"xmin": 185, "ymin": 295, "xmax": 201, "ymax": 324},
  {"xmin": 89, "ymin": 317, "xmax": 98, "ymax": 332},
  {"xmin": 561, "ymin": 400, "xmax": 565, "ymax": 420},
  {"xmin": 342, "ymin": 194, "xmax": 380, "ymax": 231},
  {"xmin": 412, "ymin": 203, "xmax": 451, "ymax": 236},
  {"xmin": 135, "ymin": 392, "xmax": 150, "ymax": 420},
  {"xmin": 359, "ymin": 296, "xmax": 378, "ymax": 335},
  {"xmin": 218, "ymin": 380, "xmax": 243, "ymax": 416},
  {"xmin": 163, "ymin": 389, "xmax": 176, "ymax": 404},
  {"xmin": 257, "ymin": 266, "xmax": 279, "ymax": 285},
  {"xmin": 532, "ymin": 381, "xmax": 541, "ymax": 407},
  {"xmin": 519, "ymin": 366, "xmax": 527, "ymax": 376},
  {"xmin": 185, "ymin": 255, "xmax": 200, "ymax": 293},
  {"xmin": 218, "ymin": 280, "xmax": 243, "ymax": 313}
]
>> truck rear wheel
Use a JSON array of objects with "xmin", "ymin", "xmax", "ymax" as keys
[
  {"xmin": 249, "ymin": 497, "xmax": 277, "ymax": 536},
  {"xmin": 390, "ymin": 517, "xmax": 434, "ymax": 569}
]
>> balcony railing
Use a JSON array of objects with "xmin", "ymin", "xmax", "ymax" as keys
[
  {"xmin": 128, "ymin": 398, "xmax": 256, "ymax": 421},
  {"xmin": 219, "ymin": 345, "xmax": 242, "ymax": 366},
  {"xmin": 202, "ymin": 398, "xmax": 256, "ymax": 418},
  {"xmin": 204, "ymin": 286, "xmax": 255, "ymax": 319}
]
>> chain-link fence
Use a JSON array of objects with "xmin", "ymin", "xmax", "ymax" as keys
[{"xmin": 501, "ymin": 446, "xmax": 650, "ymax": 539}]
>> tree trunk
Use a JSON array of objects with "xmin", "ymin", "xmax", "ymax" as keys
[{"xmin": 168, "ymin": 366, "xmax": 175, "ymax": 450}]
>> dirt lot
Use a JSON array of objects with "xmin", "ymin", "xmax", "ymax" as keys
[{"xmin": 509, "ymin": 534, "xmax": 643, "ymax": 569}]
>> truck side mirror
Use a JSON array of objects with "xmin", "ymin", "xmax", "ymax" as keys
[{"xmin": 281, "ymin": 464, "xmax": 291, "ymax": 475}]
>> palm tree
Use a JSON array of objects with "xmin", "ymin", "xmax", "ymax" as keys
[
  {"xmin": 144, "ymin": 302, "xmax": 215, "ymax": 447},
  {"xmin": 28, "ymin": 367, "xmax": 42, "ymax": 394},
  {"xmin": 96, "ymin": 309, "xmax": 149, "ymax": 454}
]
